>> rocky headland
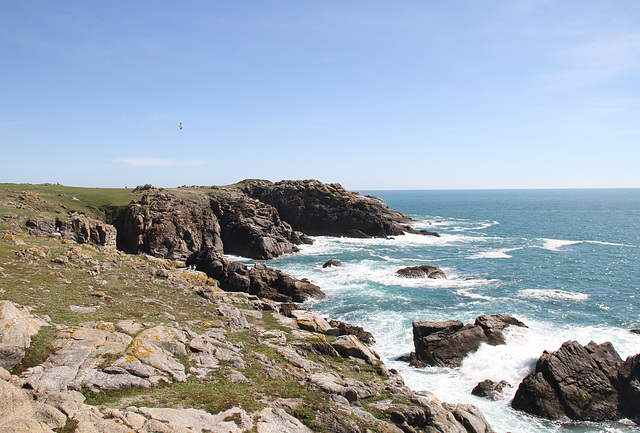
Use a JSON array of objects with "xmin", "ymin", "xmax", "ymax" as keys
[{"xmin": 0, "ymin": 181, "xmax": 497, "ymax": 433}]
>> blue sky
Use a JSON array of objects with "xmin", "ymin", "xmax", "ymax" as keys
[{"xmin": 2, "ymin": 1, "xmax": 639, "ymax": 190}]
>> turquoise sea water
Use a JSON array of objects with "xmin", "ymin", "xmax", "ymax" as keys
[{"xmin": 240, "ymin": 188, "xmax": 640, "ymax": 432}]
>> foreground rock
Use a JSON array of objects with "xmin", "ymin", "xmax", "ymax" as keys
[
  {"xmin": 242, "ymin": 179, "xmax": 439, "ymax": 238},
  {"xmin": 0, "ymin": 301, "xmax": 44, "ymax": 369},
  {"xmin": 411, "ymin": 314, "xmax": 527, "ymax": 368},
  {"xmin": 397, "ymin": 265, "xmax": 446, "ymax": 279},
  {"xmin": 1, "ymin": 294, "xmax": 495, "ymax": 433},
  {"xmin": 512, "ymin": 340, "xmax": 640, "ymax": 422}
]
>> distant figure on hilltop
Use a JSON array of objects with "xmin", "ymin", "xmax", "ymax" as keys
[{"xmin": 178, "ymin": 122, "xmax": 183, "ymax": 130}]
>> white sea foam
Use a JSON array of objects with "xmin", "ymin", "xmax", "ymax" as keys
[
  {"xmin": 538, "ymin": 238, "xmax": 583, "ymax": 250},
  {"xmin": 586, "ymin": 240, "xmax": 636, "ymax": 248},
  {"xmin": 455, "ymin": 288, "xmax": 496, "ymax": 301},
  {"xmin": 467, "ymin": 247, "xmax": 521, "ymax": 259},
  {"xmin": 518, "ymin": 288, "xmax": 589, "ymax": 302},
  {"xmin": 536, "ymin": 238, "xmax": 636, "ymax": 251},
  {"xmin": 379, "ymin": 318, "xmax": 640, "ymax": 433}
]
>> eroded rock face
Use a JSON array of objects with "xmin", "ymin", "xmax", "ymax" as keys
[
  {"xmin": 242, "ymin": 179, "xmax": 439, "ymax": 238},
  {"xmin": 115, "ymin": 191, "xmax": 223, "ymax": 261},
  {"xmin": 210, "ymin": 192, "xmax": 311, "ymax": 260},
  {"xmin": 411, "ymin": 314, "xmax": 527, "ymax": 368},
  {"xmin": 26, "ymin": 214, "xmax": 117, "ymax": 248},
  {"xmin": 511, "ymin": 340, "xmax": 638, "ymax": 422}
]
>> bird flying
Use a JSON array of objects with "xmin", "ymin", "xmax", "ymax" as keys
[{"xmin": 178, "ymin": 122, "xmax": 183, "ymax": 130}]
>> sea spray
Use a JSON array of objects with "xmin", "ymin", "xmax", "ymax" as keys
[{"xmin": 247, "ymin": 189, "xmax": 640, "ymax": 432}]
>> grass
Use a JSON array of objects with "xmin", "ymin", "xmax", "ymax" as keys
[{"xmin": 11, "ymin": 326, "xmax": 58, "ymax": 376}]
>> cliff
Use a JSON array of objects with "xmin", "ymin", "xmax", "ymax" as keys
[{"xmin": 0, "ymin": 182, "xmax": 493, "ymax": 433}]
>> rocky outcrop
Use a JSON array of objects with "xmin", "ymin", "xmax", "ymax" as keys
[
  {"xmin": 397, "ymin": 265, "xmax": 446, "ymax": 279},
  {"xmin": 411, "ymin": 314, "xmax": 527, "ymax": 368},
  {"xmin": 26, "ymin": 214, "xmax": 117, "ymax": 248},
  {"xmin": 0, "ymin": 301, "xmax": 44, "ymax": 370},
  {"xmin": 322, "ymin": 259, "xmax": 342, "ymax": 268},
  {"xmin": 242, "ymin": 179, "xmax": 439, "ymax": 238},
  {"xmin": 472, "ymin": 379, "xmax": 511, "ymax": 400},
  {"xmin": 512, "ymin": 340, "xmax": 640, "ymax": 422},
  {"xmin": 210, "ymin": 192, "xmax": 311, "ymax": 260},
  {"xmin": 190, "ymin": 248, "xmax": 324, "ymax": 303},
  {"xmin": 115, "ymin": 190, "xmax": 223, "ymax": 261}
]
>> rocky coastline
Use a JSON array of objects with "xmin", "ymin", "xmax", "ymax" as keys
[
  {"xmin": 0, "ymin": 181, "xmax": 496, "ymax": 433},
  {"xmin": 3, "ymin": 179, "xmax": 637, "ymax": 431}
]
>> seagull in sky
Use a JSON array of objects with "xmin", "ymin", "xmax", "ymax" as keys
[{"xmin": 178, "ymin": 122, "xmax": 183, "ymax": 130}]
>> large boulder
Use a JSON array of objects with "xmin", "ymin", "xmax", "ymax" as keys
[
  {"xmin": 511, "ymin": 340, "xmax": 624, "ymax": 421},
  {"xmin": 411, "ymin": 314, "xmax": 526, "ymax": 368},
  {"xmin": 0, "ymin": 301, "xmax": 44, "ymax": 370},
  {"xmin": 242, "ymin": 179, "xmax": 439, "ymax": 238}
]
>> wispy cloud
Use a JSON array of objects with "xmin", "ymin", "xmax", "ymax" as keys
[
  {"xmin": 115, "ymin": 157, "xmax": 206, "ymax": 167},
  {"xmin": 540, "ymin": 33, "xmax": 640, "ymax": 91}
]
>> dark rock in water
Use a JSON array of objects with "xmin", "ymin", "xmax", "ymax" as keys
[
  {"xmin": 512, "ymin": 340, "xmax": 624, "ymax": 421},
  {"xmin": 475, "ymin": 314, "xmax": 527, "ymax": 345},
  {"xmin": 329, "ymin": 320, "xmax": 375, "ymax": 345},
  {"xmin": 472, "ymin": 379, "xmax": 510, "ymax": 400},
  {"xmin": 190, "ymin": 248, "xmax": 325, "ymax": 303},
  {"xmin": 322, "ymin": 259, "xmax": 342, "ymax": 268},
  {"xmin": 411, "ymin": 315, "xmax": 526, "ymax": 368},
  {"xmin": 630, "ymin": 329, "xmax": 640, "ymax": 335},
  {"xmin": 396, "ymin": 265, "xmax": 446, "ymax": 279},
  {"xmin": 242, "ymin": 179, "xmax": 438, "ymax": 238},
  {"xmin": 618, "ymin": 353, "xmax": 640, "ymax": 419}
]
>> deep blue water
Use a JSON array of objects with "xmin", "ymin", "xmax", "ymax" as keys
[{"xmin": 243, "ymin": 188, "xmax": 640, "ymax": 432}]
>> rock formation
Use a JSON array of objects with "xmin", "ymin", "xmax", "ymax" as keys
[
  {"xmin": 397, "ymin": 265, "xmax": 446, "ymax": 279},
  {"xmin": 210, "ymin": 191, "xmax": 311, "ymax": 260},
  {"xmin": 0, "ymin": 182, "xmax": 496, "ymax": 433},
  {"xmin": 115, "ymin": 190, "xmax": 223, "ymax": 261},
  {"xmin": 512, "ymin": 340, "xmax": 640, "ymax": 422},
  {"xmin": 26, "ymin": 213, "xmax": 117, "ymax": 248},
  {"xmin": 472, "ymin": 379, "xmax": 511, "ymax": 400},
  {"xmin": 242, "ymin": 179, "xmax": 439, "ymax": 238},
  {"xmin": 411, "ymin": 314, "xmax": 527, "ymax": 368}
]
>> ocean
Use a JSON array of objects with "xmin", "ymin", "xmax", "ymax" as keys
[{"xmin": 238, "ymin": 188, "xmax": 640, "ymax": 432}]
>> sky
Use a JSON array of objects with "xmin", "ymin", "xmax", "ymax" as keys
[{"xmin": 1, "ymin": 1, "xmax": 639, "ymax": 190}]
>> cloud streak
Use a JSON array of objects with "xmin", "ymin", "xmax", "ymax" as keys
[
  {"xmin": 115, "ymin": 157, "xmax": 206, "ymax": 167},
  {"xmin": 540, "ymin": 33, "xmax": 640, "ymax": 91}
]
